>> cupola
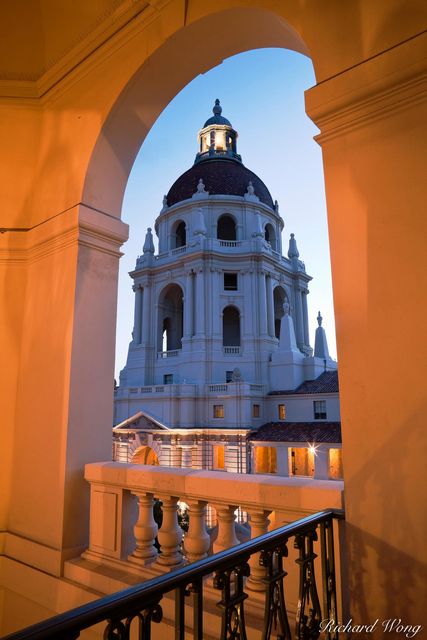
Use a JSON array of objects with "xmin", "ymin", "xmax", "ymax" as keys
[{"xmin": 195, "ymin": 99, "xmax": 241, "ymax": 164}]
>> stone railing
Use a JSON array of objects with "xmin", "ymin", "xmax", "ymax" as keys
[
  {"xmin": 82, "ymin": 463, "xmax": 343, "ymax": 581},
  {"xmin": 157, "ymin": 349, "xmax": 180, "ymax": 359}
]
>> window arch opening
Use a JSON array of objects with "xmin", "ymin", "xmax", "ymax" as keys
[
  {"xmin": 273, "ymin": 286, "xmax": 288, "ymax": 340},
  {"xmin": 157, "ymin": 284, "xmax": 184, "ymax": 351},
  {"xmin": 265, "ymin": 223, "xmax": 277, "ymax": 251},
  {"xmin": 223, "ymin": 305, "xmax": 241, "ymax": 346},
  {"xmin": 172, "ymin": 220, "xmax": 186, "ymax": 249},
  {"xmin": 217, "ymin": 215, "xmax": 236, "ymax": 241}
]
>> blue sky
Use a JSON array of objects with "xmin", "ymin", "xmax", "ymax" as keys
[{"xmin": 115, "ymin": 48, "xmax": 336, "ymax": 379}]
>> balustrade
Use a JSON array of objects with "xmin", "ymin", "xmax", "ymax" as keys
[{"xmin": 10, "ymin": 465, "xmax": 343, "ymax": 639}]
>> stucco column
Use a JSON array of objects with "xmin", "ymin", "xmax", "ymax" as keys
[
  {"xmin": 242, "ymin": 271, "xmax": 253, "ymax": 335},
  {"xmin": 314, "ymin": 446, "xmax": 329, "ymax": 480},
  {"xmin": 180, "ymin": 446, "xmax": 193, "ymax": 468},
  {"xmin": 266, "ymin": 274, "xmax": 275, "ymax": 337},
  {"xmin": 212, "ymin": 269, "xmax": 222, "ymax": 336},
  {"xmin": 258, "ymin": 271, "xmax": 268, "ymax": 336},
  {"xmin": 183, "ymin": 270, "xmax": 194, "ymax": 338},
  {"xmin": 277, "ymin": 446, "xmax": 289, "ymax": 476},
  {"xmin": 294, "ymin": 286, "xmax": 304, "ymax": 349},
  {"xmin": 132, "ymin": 284, "xmax": 142, "ymax": 344},
  {"xmin": 195, "ymin": 268, "xmax": 206, "ymax": 336},
  {"xmin": 302, "ymin": 289, "xmax": 310, "ymax": 349},
  {"xmin": 141, "ymin": 282, "xmax": 151, "ymax": 345}
]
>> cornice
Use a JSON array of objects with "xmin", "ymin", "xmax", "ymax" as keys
[
  {"xmin": 306, "ymin": 30, "xmax": 427, "ymax": 144},
  {"xmin": 0, "ymin": 204, "xmax": 129, "ymax": 264},
  {"xmin": 0, "ymin": 0, "xmax": 174, "ymax": 102}
]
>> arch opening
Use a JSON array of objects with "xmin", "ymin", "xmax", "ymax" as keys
[
  {"xmin": 223, "ymin": 305, "xmax": 241, "ymax": 347},
  {"xmin": 157, "ymin": 284, "xmax": 184, "ymax": 351},
  {"xmin": 217, "ymin": 214, "xmax": 237, "ymax": 241},
  {"xmin": 273, "ymin": 286, "xmax": 288, "ymax": 340},
  {"xmin": 172, "ymin": 220, "xmax": 186, "ymax": 249},
  {"xmin": 265, "ymin": 223, "xmax": 277, "ymax": 251}
]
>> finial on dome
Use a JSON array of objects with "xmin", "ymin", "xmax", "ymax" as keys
[
  {"xmin": 213, "ymin": 99, "xmax": 222, "ymax": 116},
  {"xmin": 196, "ymin": 178, "xmax": 207, "ymax": 193},
  {"xmin": 288, "ymin": 233, "xmax": 300, "ymax": 259},
  {"xmin": 317, "ymin": 311, "xmax": 323, "ymax": 327},
  {"xmin": 246, "ymin": 181, "xmax": 255, "ymax": 196}
]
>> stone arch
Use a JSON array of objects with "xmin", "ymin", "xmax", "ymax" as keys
[
  {"xmin": 81, "ymin": 8, "xmax": 309, "ymax": 218},
  {"xmin": 171, "ymin": 219, "xmax": 186, "ymax": 249},
  {"xmin": 131, "ymin": 445, "xmax": 159, "ymax": 466},
  {"xmin": 217, "ymin": 214, "xmax": 237, "ymax": 241},
  {"xmin": 222, "ymin": 305, "xmax": 241, "ymax": 347},
  {"xmin": 273, "ymin": 285, "xmax": 289, "ymax": 339},
  {"xmin": 157, "ymin": 283, "xmax": 184, "ymax": 351},
  {"xmin": 264, "ymin": 223, "xmax": 277, "ymax": 251}
]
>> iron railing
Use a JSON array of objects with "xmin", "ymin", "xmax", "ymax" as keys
[{"xmin": 3, "ymin": 508, "xmax": 344, "ymax": 640}]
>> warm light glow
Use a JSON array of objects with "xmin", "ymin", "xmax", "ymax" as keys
[{"xmin": 308, "ymin": 443, "xmax": 318, "ymax": 455}]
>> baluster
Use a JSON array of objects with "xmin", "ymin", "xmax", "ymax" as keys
[
  {"xmin": 185, "ymin": 499, "xmax": 210, "ymax": 563},
  {"xmin": 214, "ymin": 561, "xmax": 250, "ymax": 640},
  {"xmin": 294, "ymin": 528, "xmax": 322, "ymax": 639},
  {"xmin": 212, "ymin": 504, "xmax": 239, "ymax": 554},
  {"xmin": 320, "ymin": 519, "xmax": 338, "ymax": 640},
  {"xmin": 128, "ymin": 492, "xmax": 158, "ymax": 564},
  {"xmin": 260, "ymin": 544, "xmax": 292, "ymax": 640},
  {"xmin": 156, "ymin": 495, "xmax": 183, "ymax": 567},
  {"xmin": 246, "ymin": 509, "xmax": 271, "ymax": 592}
]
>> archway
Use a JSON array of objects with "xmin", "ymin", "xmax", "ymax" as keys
[
  {"xmin": 223, "ymin": 305, "xmax": 241, "ymax": 347},
  {"xmin": 157, "ymin": 284, "xmax": 184, "ymax": 352},
  {"xmin": 217, "ymin": 214, "xmax": 237, "ymax": 241},
  {"xmin": 172, "ymin": 220, "xmax": 186, "ymax": 249},
  {"xmin": 131, "ymin": 446, "xmax": 159, "ymax": 466},
  {"xmin": 264, "ymin": 223, "xmax": 277, "ymax": 251},
  {"xmin": 273, "ymin": 286, "xmax": 289, "ymax": 339}
]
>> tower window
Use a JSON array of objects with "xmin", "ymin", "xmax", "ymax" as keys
[
  {"xmin": 278, "ymin": 404, "xmax": 286, "ymax": 420},
  {"xmin": 163, "ymin": 374, "xmax": 173, "ymax": 385},
  {"xmin": 213, "ymin": 405, "xmax": 224, "ymax": 418},
  {"xmin": 224, "ymin": 273, "xmax": 238, "ymax": 291},
  {"xmin": 226, "ymin": 371, "xmax": 233, "ymax": 383},
  {"xmin": 217, "ymin": 215, "xmax": 236, "ymax": 240},
  {"xmin": 223, "ymin": 306, "xmax": 241, "ymax": 347},
  {"xmin": 253, "ymin": 404, "xmax": 260, "ymax": 418},
  {"xmin": 313, "ymin": 400, "xmax": 327, "ymax": 420}
]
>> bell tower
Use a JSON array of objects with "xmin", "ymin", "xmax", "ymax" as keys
[{"xmin": 116, "ymin": 101, "xmax": 335, "ymax": 428}]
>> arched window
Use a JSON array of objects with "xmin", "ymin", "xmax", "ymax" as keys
[
  {"xmin": 157, "ymin": 284, "xmax": 184, "ymax": 351},
  {"xmin": 172, "ymin": 220, "xmax": 186, "ymax": 248},
  {"xmin": 223, "ymin": 305, "xmax": 241, "ymax": 346},
  {"xmin": 217, "ymin": 214, "xmax": 236, "ymax": 241},
  {"xmin": 264, "ymin": 223, "xmax": 277, "ymax": 251},
  {"xmin": 273, "ymin": 286, "xmax": 288, "ymax": 339}
]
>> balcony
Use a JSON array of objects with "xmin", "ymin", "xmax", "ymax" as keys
[{"xmin": 4, "ymin": 464, "xmax": 344, "ymax": 639}]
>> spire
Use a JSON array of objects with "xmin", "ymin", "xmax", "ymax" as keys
[
  {"xmin": 277, "ymin": 302, "xmax": 299, "ymax": 353},
  {"xmin": 195, "ymin": 99, "xmax": 241, "ymax": 164},
  {"xmin": 314, "ymin": 311, "xmax": 330, "ymax": 359},
  {"xmin": 288, "ymin": 233, "xmax": 299, "ymax": 259},
  {"xmin": 143, "ymin": 227, "xmax": 155, "ymax": 254}
]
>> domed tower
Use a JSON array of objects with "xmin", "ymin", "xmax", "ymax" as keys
[{"xmin": 116, "ymin": 101, "xmax": 332, "ymax": 429}]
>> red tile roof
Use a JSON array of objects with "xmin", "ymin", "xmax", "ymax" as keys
[
  {"xmin": 248, "ymin": 421, "xmax": 341, "ymax": 443},
  {"xmin": 268, "ymin": 370, "xmax": 339, "ymax": 395}
]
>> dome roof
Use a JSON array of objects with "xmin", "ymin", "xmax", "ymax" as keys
[
  {"xmin": 166, "ymin": 159, "xmax": 274, "ymax": 209},
  {"xmin": 203, "ymin": 114, "xmax": 232, "ymax": 127}
]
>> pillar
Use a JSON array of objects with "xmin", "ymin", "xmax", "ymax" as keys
[
  {"xmin": 258, "ymin": 271, "xmax": 268, "ymax": 336},
  {"xmin": 294, "ymin": 286, "xmax": 304, "ymax": 349},
  {"xmin": 313, "ymin": 447, "xmax": 329, "ymax": 480},
  {"xmin": 195, "ymin": 268, "xmax": 206, "ymax": 336},
  {"xmin": 183, "ymin": 270, "xmax": 194, "ymax": 338},
  {"xmin": 212, "ymin": 504, "xmax": 239, "ymax": 554},
  {"xmin": 156, "ymin": 495, "xmax": 183, "ymax": 567},
  {"xmin": 128, "ymin": 492, "xmax": 158, "ymax": 564},
  {"xmin": 141, "ymin": 282, "xmax": 151, "ymax": 345},
  {"xmin": 301, "ymin": 289, "xmax": 310, "ymax": 349},
  {"xmin": 266, "ymin": 274, "xmax": 275, "ymax": 337},
  {"xmin": 277, "ymin": 446, "xmax": 289, "ymax": 476},
  {"xmin": 132, "ymin": 284, "xmax": 142, "ymax": 344}
]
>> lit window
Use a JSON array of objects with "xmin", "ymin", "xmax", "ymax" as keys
[
  {"xmin": 313, "ymin": 400, "xmax": 327, "ymax": 420},
  {"xmin": 254, "ymin": 446, "xmax": 277, "ymax": 474},
  {"xmin": 224, "ymin": 273, "xmax": 238, "ymax": 290},
  {"xmin": 278, "ymin": 404, "xmax": 286, "ymax": 420},
  {"xmin": 213, "ymin": 445, "xmax": 225, "ymax": 470},
  {"xmin": 253, "ymin": 404, "xmax": 260, "ymax": 418},
  {"xmin": 226, "ymin": 370, "xmax": 233, "ymax": 383},
  {"xmin": 213, "ymin": 405, "xmax": 224, "ymax": 418},
  {"xmin": 163, "ymin": 374, "xmax": 173, "ymax": 384}
]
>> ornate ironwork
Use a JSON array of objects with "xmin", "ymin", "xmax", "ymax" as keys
[
  {"xmin": 104, "ymin": 603, "xmax": 162, "ymax": 640},
  {"xmin": 3, "ymin": 509, "xmax": 344, "ymax": 640},
  {"xmin": 260, "ymin": 544, "xmax": 292, "ymax": 640},
  {"xmin": 294, "ymin": 529, "xmax": 322, "ymax": 640},
  {"xmin": 214, "ymin": 561, "xmax": 250, "ymax": 640}
]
